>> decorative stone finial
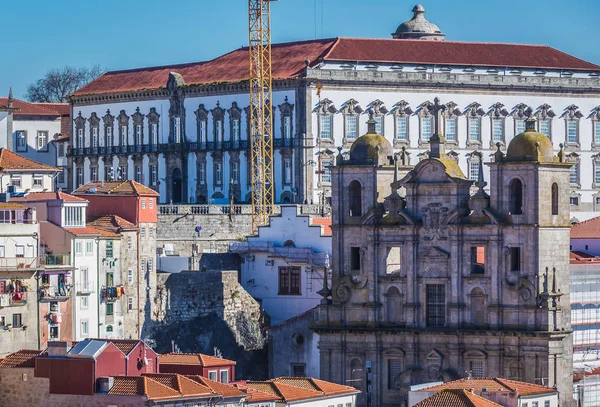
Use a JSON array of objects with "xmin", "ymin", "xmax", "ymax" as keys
[
  {"xmin": 336, "ymin": 146, "xmax": 344, "ymax": 165},
  {"xmin": 7, "ymin": 88, "xmax": 13, "ymax": 108},
  {"xmin": 400, "ymin": 146, "xmax": 408, "ymax": 166},
  {"xmin": 494, "ymin": 142, "xmax": 505, "ymax": 162},
  {"xmin": 558, "ymin": 143, "xmax": 565, "ymax": 163},
  {"xmin": 525, "ymin": 118, "xmax": 536, "ymax": 131},
  {"xmin": 367, "ymin": 113, "xmax": 377, "ymax": 133}
]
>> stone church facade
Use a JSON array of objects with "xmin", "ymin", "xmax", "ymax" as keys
[{"xmin": 313, "ymin": 115, "xmax": 574, "ymax": 407}]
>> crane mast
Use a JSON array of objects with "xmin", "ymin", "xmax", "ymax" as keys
[{"xmin": 249, "ymin": 0, "xmax": 275, "ymax": 233}]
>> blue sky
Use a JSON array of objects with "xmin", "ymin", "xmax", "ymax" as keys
[{"xmin": 2, "ymin": 0, "xmax": 599, "ymax": 99}]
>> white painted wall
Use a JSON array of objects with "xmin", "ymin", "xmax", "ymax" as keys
[
  {"xmin": 12, "ymin": 118, "xmax": 61, "ymax": 167},
  {"xmin": 0, "ymin": 112, "xmax": 8, "ymax": 149},
  {"xmin": 0, "ymin": 172, "xmax": 54, "ymax": 193},
  {"xmin": 72, "ymin": 236, "xmax": 99, "ymax": 341}
]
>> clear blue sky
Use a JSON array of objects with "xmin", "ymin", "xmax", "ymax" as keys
[{"xmin": 2, "ymin": 0, "xmax": 599, "ymax": 99}]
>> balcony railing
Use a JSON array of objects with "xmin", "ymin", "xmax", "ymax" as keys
[
  {"xmin": 159, "ymin": 203, "xmax": 332, "ymax": 216},
  {"xmin": 40, "ymin": 254, "xmax": 71, "ymax": 267},
  {"xmin": 0, "ymin": 257, "xmax": 39, "ymax": 270},
  {"xmin": 39, "ymin": 284, "xmax": 72, "ymax": 302},
  {"xmin": 76, "ymin": 281, "xmax": 95, "ymax": 295},
  {"xmin": 0, "ymin": 292, "xmax": 27, "ymax": 307}
]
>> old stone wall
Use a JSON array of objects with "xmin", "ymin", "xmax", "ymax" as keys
[
  {"xmin": 146, "ymin": 270, "xmax": 269, "ymax": 380},
  {"xmin": 157, "ymin": 204, "xmax": 331, "ymax": 256}
]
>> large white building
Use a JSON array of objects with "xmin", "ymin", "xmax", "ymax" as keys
[{"xmin": 68, "ymin": 5, "xmax": 600, "ymax": 212}]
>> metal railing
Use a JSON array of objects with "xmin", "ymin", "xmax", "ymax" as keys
[
  {"xmin": 0, "ymin": 292, "xmax": 28, "ymax": 307},
  {"xmin": 39, "ymin": 285, "xmax": 72, "ymax": 300},
  {"xmin": 76, "ymin": 281, "xmax": 95, "ymax": 294},
  {"xmin": 158, "ymin": 204, "xmax": 331, "ymax": 216},
  {"xmin": 40, "ymin": 254, "xmax": 70, "ymax": 267},
  {"xmin": 0, "ymin": 257, "xmax": 39, "ymax": 270}
]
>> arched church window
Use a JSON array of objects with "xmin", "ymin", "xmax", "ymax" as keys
[
  {"xmin": 470, "ymin": 288, "xmax": 486, "ymax": 326},
  {"xmin": 349, "ymin": 180, "xmax": 362, "ymax": 217},
  {"xmin": 509, "ymin": 179, "xmax": 523, "ymax": 215},
  {"xmin": 350, "ymin": 358, "xmax": 362, "ymax": 390},
  {"xmin": 283, "ymin": 240, "xmax": 296, "ymax": 248},
  {"xmin": 551, "ymin": 183, "xmax": 559, "ymax": 215},
  {"xmin": 386, "ymin": 286, "xmax": 402, "ymax": 325}
]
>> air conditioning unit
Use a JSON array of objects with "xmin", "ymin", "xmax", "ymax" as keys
[
  {"xmin": 98, "ymin": 377, "xmax": 114, "ymax": 393},
  {"xmin": 265, "ymin": 259, "xmax": 274, "ymax": 266}
]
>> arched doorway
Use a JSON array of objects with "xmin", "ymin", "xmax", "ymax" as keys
[{"xmin": 172, "ymin": 168, "xmax": 183, "ymax": 203}]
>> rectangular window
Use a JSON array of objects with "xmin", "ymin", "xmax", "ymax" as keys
[
  {"xmin": 199, "ymin": 121, "xmax": 207, "ymax": 143},
  {"xmin": 135, "ymin": 166, "xmax": 141, "ymax": 183},
  {"xmin": 283, "ymin": 160, "xmax": 291, "ymax": 184},
  {"xmin": 58, "ymin": 169, "xmax": 65, "ymax": 184},
  {"xmin": 388, "ymin": 359, "xmax": 403, "ymax": 390},
  {"xmin": 75, "ymin": 241, "xmax": 83, "ymax": 255},
  {"xmin": 595, "ymin": 122, "xmax": 600, "ymax": 144},
  {"xmin": 567, "ymin": 120, "xmax": 578, "ymax": 143},
  {"xmin": 544, "ymin": 401, "xmax": 550, "ymax": 407},
  {"xmin": 595, "ymin": 165, "xmax": 600, "ymax": 185},
  {"xmin": 85, "ymin": 241, "xmax": 93, "ymax": 255},
  {"xmin": 58, "ymin": 143, "xmax": 65, "ymax": 157},
  {"xmin": 77, "ymin": 168, "xmax": 83, "ymax": 187},
  {"xmin": 320, "ymin": 115, "xmax": 332, "ymax": 140},
  {"xmin": 396, "ymin": 116, "xmax": 408, "ymax": 141},
  {"xmin": 469, "ymin": 161, "xmax": 480, "ymax": 182},
  {"xmin": 351, "ymin": 247, "xmax": 361, "ymax": 271},
  {"xmin": 174, "ymin": 117, "xmax": 181, "ymax": 143},
  {"xmin": 128, "ymin": 269, "xmax": 134, "ymax": 284},
  {"xmin": 426, "ymin": 284, "xmax": 445, "ymax": 328},
  {"xmin": 13, "ymin": 313, "xmax": 22, "ymax": 328},
  {"xmin": 570, "ymin": 163, "xmax": 579, "ymax": 185},
  {"xmin": 445, "ymin": 118, "xmax": 456, "ymax": 141},
  {"xmin": 345, "ymin": 115, "xmax": 357, "ymax": 140},
  {"xmin": 33, "ymin": 175, "xmax": 43, "ymax": 187},
  {"xmin": 532, "ymin": 403, "xmax": 538, "ymax": 407},
  {"xmin": 470, "ymin": 361, "xmax": 484, "ymax": 378},
  {"xmin": 386, "ymin": 247, "xmax": 401, "ymax": 275},
  {"xmin": 215, "ymin": 163, "xmax": 222, "ymax": 185},
  {"xmin": 16, "ymin": 131, "xmax": 27, "ymax": 152},
  {"xmin": 106, "ymin": 302, "xmax": 113, "ymax": 316},
  {"xmin": 151, "ymin": 123, "xmax": 158, "ymax": 145},
  {"xmin": 104, "ymin": 166, "xmax": 112, "ymax": 181},
  {"xmin": 321, "ymin": 161, "xmax": 332, "ymax": 184},
  {"xmin": 374, "ymin": 116, "xmax": 383, "ymax": 135},
  {"xmin": 127, "ymin": 236, "xmax": 132, "ymax": 250},
  {"xmin": 106, "ymin": 241, "xmax": 113, "ymax": 258},
  {"xmin": 208, "ymin": 371, "xmax": 218, "ymax": 381},
  {"xmin": 141, "ymin": 227, "xmax": 146, "ymax": 238},
  {"xmin": 284, "ymin": 116, "xmax": 292, "ymax": 140},
  {"xmin": 149, "ymin": 199, "xmax": 154, "ymax": 209},
  {"xmin": 135, "ymin": 124, "xmax": 142, "ymax": 145},
  {"xmin": 470, "ymin": 246, "xmax": 485, "ymax": 274},
  {"xmin": 421, "ymin": 117, "xmax": 432, "ymax": 141},
  {"xmin": 91, "ymin": 167, "xmax": 97, "ymax": 182},
  {"xmin": 141, "ymin": 199, "xmax": 146, "ymax": 209},
  {"xmin": 37, "ymin": 131, "xmax": 48, "ymax": 151},
  {"xmin": 106, "ymin": 126, "xmax": 112, "ymax": 148},
  {"xmin": 149, "ymin": 226, "xmax": 154, "ymax": 237},
  {"xmin": 468, "ymin": 118, "xmax": 480, "ymax": 142},
  {"xmin": 220, "ymin": 370, "xmax": 229, "ymax": 384},
  {"xmin": 11, "ymin": 174, "xmax": 21, "ymax": 188},
  {"xmin": 291, "ymin": 363, "xmax": 306, "ymax": 377},
  {"xmin": 118, "ymin": 166, "xmax": 127, "ymax": 181},
  {"xmin": 278, "ymin": 266, "xmax": 301, "ymax": 295},
  {"xmin": 15, "ymin": 245, "xmax": 24, "ymax": 258},
  {"xmin": 81, "ymin": 320, "xmax": 89, "ymax": 337},
  {"xmin": 539, "ymin": 120, "xmax": 551, "ymax": 138},
  {"xmin": 151, "ymin": 166, "xmax": 157, "ymax": 186},
  {"xmin": 0, "ymin": 246, "xmax": 4, "ymax": 257},
  {"xmin": 78, "ymin": 128, "xmax": 83, "ymax": 148},
  {"xmin": 510, "ymin": 247, "xmax": 521, "ymax": 272},
  {"xmin": 121, "ymin": 125, "xmax": 128, "ymax": 146},
  {"xmin": 232, "ymin": 119, "xmax": 240, "ymax": 141},
  {"xmin": 516, "ymin": 119, "xmax": 526, "ymax": 135},
  {"xmin": 128, "ymin": 297, "xmax": 133, "ymax": 310},
  {"xmin": 199, "ymin": 163, "xmax": 205, "ymax": 185},
  {"xmin": 92, "ymin": 127, "xmax": 98, "ymax": 148},
  {"xmin": 570, "ymin": 196, "xmax": 579, "ymax": 206},
  {"xmin": 232, "ymin": 162, "xmax": 239, "ymax": 184},
  {"xmin": 492, "ymin": 119, "xmax": 504, "ymax": 142},
  {"xmin": 141, "ymin": 259, "xmax": 146, "ymax": 273},
  {"xmin": 148, "ymin": 258, "xmax": 153, "ymax": 272},
  {"xmin": 81, "ymin": 296, "xmax": 88, "ymax": 309},
  {"xmin": 216, "ymin": 120, "xmax": 224, "ymax": 143}
]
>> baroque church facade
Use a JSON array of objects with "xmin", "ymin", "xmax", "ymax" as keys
[
  {"xmin": 313, "ymin": 114, "xmax": 574, "ymax": 406},
  {"xmin": 68, "ymin": 5, "xmax": 600, "ymax": 212}
]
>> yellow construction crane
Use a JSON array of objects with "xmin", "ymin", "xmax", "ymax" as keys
[{"xmin": 249, "ymin": 0, "xmax": 276, "ymax": 234}]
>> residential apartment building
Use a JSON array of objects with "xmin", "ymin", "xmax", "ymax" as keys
[{"xmin": 0, "ymin": 148, "xmax": 58, "ymax": 194}]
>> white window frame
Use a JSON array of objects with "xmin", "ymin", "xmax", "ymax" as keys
[
  {"xmin": 445, "ymin": 117, "xmax": 457, "ymax": 142},
  {"xmin": 492, "ymin": 119, "xmax": 504, "ymax": 143},
  {"xmin": 421, "ymin": 117, "xmax": 432, "ymax": 141},
  {"xmin": 128, "ymin": 269, "xmax": 134, "ymax": 284},
  {"xmin": 566, "ymin": 120, "xmax": 578, "ymax": 144},
  {"xmin": 16, "ymin": 131, "xmax": 27, "ymax": 152},
  {"xmin": 81, "ymin": 320, "xmax": 89, "ymax": 337},
  {"xmin": 232, "ymin": 162, "xmax": 239, "ymax": 184},
  {"xmin": 395, "ymin": 116, "xmax": 408, "ymax": 141},
  {"xmin": 81, "ymin": 295, "xmax": 89, "ymax": 309},
  {"xmin": 92, "ymin": 127, "xmax": 98, "ymax": 148},
  {"xmin": 468, "ymin": 118, "xmax": 481, "ymax": 142},
  {"xmin": 174, "ymin": 117, "xmax": 181, "ymax": 143},
  {"xmin": 283, "ymin": 116, "xmax": 292, "ymax": 140},
  {"xmin": 33, "ymin": 175, "xmax": 44, "ymax": 188},
  {"xmin": 219, "ymin": 369, "xmax": 229, "ymax": 384},
  {"xmin": 142, "ymin": 199, "xmax": 146, "ymax": 209},
  {"xmin": 149, "ymin": 199, "xmax": 154, "ymax": 209},
  {"xmin": 37, "ymin": 131, "xmax": 48, "ymax": 151},
  {"xmin": 345, "ymin": 115, "xmax": 358, "ymax": 141},
  {"xmin": 75, "ymin": 241, "xmax": 83, "ymax": 255},
  {"xmin": 208, "ymin": 370, "xmax": 218, "ymax": 381},
  {"xmin": 151, "ymin": 166, "xmax": 157, "ymax": 186},
  {"xmin": 85, "ymin": 240, "xmax": 93, "ymax": 255},
  {"xmin": 283, "ymin": 159, "xmax": 292, "ymax": 184},
  {"xmin": 319, "ymin": 115, "xmax": 332, "ymax": 140}
]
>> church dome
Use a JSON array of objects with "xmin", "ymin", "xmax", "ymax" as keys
[
  {"xmin": 349, "ymin": 119, "xmax": 394, "ymax": 166},
  {"xmin": 392, "ymin": 5, "xmax": 445, "ymax": 40},
  {"xmin": 506, "ymin": 125, "xmax": 555, "ymax": 162}
]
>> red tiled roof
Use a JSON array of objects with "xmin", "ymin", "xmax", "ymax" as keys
[
  {"xmin": 0, "ymin": 148, "xmax": 59, "ymax": 172},
  {"xmin": 0, "ymin": 202, "xmax": 27, "ymax": 209},
  {"xmin": 89, "ymin": 215, "xmax": 138, "ymax": 232},
  {"xmin": 311, "ymin": 217, "xmax": 332, "ymax": 235},
  {"xmin": 106, "ymin": 339, "xmax": 141, "ymax": 355},
  {"xmin": 65, "ymin": 226, "xmax": 120, "ymax": 237},
  {"xmin": 12, "ymin": 191, "xmax": 87, "ymax": 203},
  {"xmin": 186, "ymin": 375, "xmax": 246, "ymax": 398},
  {"xmin": 72, "ymin": 38, "xmax": 600, "ymax": 96},
  {"xmin": 571, "ymin": 216, "xmax": 600, "ymax": 239},
  {"xmin": 0, "ymin": 350, "xmax": 45, "ymax": 368},
  {"xmin": 418, "ymin": 378, "xmax": 557, "ymax": 397},
  {"xmin": 244, "ymin": 377, "xmax": 358, "ymax": 403},
  {"xmin": 31, "ymin": 102, "xmax": 70, "ymax": 116},
  {"xmin": 108, "ymin": 376, "xmax": 181, "ymax": 400},
  {"xmin": 143, "ymin": 374, "xmax": 215, "ymax": 397},
  {"xmin": 73, "ymin": 38, "xmax": 335, "ymax": 96},
  {"xmin": 414, "ymin": 389, "xmax": 503, "ymax": 407},
  {"xmin": 73, "ymin": 180, "xmax": 159, "ymax": 197},
  {"xmin": 159, "ymin": 353, "xmax": 236, "ymax": 367},
  {"xmin": 570, "ymin": 251, "xmax": 600, "ymax": 264},
  {"xmin": 0, "ymin": 97, "xmax": 63, "ymax": 116}
]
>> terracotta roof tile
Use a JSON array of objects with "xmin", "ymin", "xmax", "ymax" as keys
[
  {"xmin": 73, "ymin": 180, "xmax": 159, "ymax": 197},
  {"xmin": 72, "ymin": 38, "xmax": 600, "ymax": 96},
  {"xmin": 109, "ymin": 376, "xmax": 181, "ymax": 400},
  {"xmin": 414, "ymin": 389, "xmax": 503, "ymax": 407},
  {"xmin": 143, "ymin": 374, "xmax": 214, "ymax": 397},
  {"xmin": 106, "ymin": 339, "xmax": 141, "ymax": 355},
  {"xmin": 89, "ymin": 215, "xmax": 138, "ymax": 232},
  {"xmin": 419, "ymin": 378, "xmax": 557, "ymax": 397},
  {"xmin": 0, "ymin": 97, "xmax": 62, "ymax": 116},
  {"xmin": 11, "ymin": 191, "xmax": 87, "ymax": 203},
  {"xmin": 0, "ymin": 350, "xmax": 45, "ymax": 368},
  {"xmin": 310, "ymin": 217, "xmax": 332, "ymax": 235},
  {"xmin": 66, "ymin": 226, "xmax": 120, "ymax": 237},
  {"xmin": 0, "ymin": 202, "xmax": 27, "ymax": 209},
  {"xmin": 159, "ymin": 353, "xmax": 236, "ymax": 367},
  {"xmin": 0, "ymin": 148, "xmax": 59, "ymax": 172},
  {"xmin": 570, "ymin": 251, "xmax": 600, "ymax": 264},
  {"xmin": 186, "ymin": 375, "xmax": 245, "ymax": 398},
  {"xmin": 243, "ymin": 387, "xmax": 281, "ymax": 402},
  {"xmin": 31, "ymin": 102, "xmax": 70, "ymax": 116},
  {"xmin": 571, "ymin": 216, "xmax": 600, "ymax": 239}
]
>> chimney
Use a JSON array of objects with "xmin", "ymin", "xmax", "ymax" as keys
[{"xmin": 47, "ymin": 341, "xmax": 73, "ymax": 356}]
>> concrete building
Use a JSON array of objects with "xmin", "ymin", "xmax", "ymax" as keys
[
  {"xmin": 68, "ymin": 5, "xmax": 600, "ymax": 214},
  {"xmin": 408, "ymin": 378, "xmax": 559, "ymax": 407},
  {"xmin": 159, "ymin": 353, "xmax": 236, "ymax": 383},
  {"xmin": 313, "ymin": 115, "xmax": 573, "ymax": 406},
  {"xmin": 570, "ymin": 216, "xmax": 600, "ymax": 255},
  {"xmin": 0, "ymin": 148, "xmax": 58, "ymax": 194},
  {"xmin": 230, "ymin": 205, "xmax": 331, "ymax": 324}
]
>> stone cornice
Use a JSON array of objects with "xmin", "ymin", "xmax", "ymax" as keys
[
  {"xmin": 305, "ymin": 69, "xmax": 600, "ymax": 96},
  {"xmin": 70, "ymin": 79, "xmax": 303, "ymax": 106}
]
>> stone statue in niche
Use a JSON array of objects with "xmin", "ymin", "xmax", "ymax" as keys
[{"xmin": 422, "ymin": 203, "xmax": 448, "ymax": 240}]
